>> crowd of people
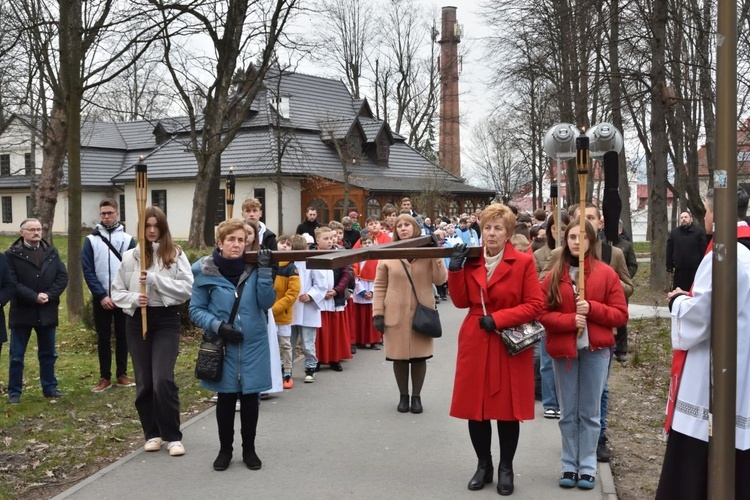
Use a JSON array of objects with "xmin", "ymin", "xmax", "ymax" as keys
[{"xmin": 7, "ymin": 190, "xmax": 744, "ymax": 497}]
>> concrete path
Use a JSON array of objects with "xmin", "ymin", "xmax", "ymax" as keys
[
  {"xmin": 55, "ymin": 300, "xmax": 615, "ymax": 500},
  {"xmin": 629, "ymin": 303, "xmax": 670, "ymax": 319}
]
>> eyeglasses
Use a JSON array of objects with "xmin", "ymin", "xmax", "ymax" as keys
[
  {"xmin": 100, "ymin": 211, "xmax": 117, "ymax": 217},
  {"xmin": 22, "ymin": 227, "xmax": 42, "ymax": 232}
]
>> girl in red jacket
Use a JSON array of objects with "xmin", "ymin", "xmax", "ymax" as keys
[{"xmin": 539, "ymin": 219, "xmax": 628, "ymax": 491}]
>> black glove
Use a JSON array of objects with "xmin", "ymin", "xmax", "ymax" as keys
[
  {"xmin": 218, "ymin": 322, "xmax": 244, "ymax": 343},
  {"xmin": 373, "ymin": 315, "xmax": 385, "ymax": 333},
  {"xmin": 667, "ymin": 267, "xmax": 673, "ymax": 273},
  {"xmin": 257, "ymin": 248, "xmax": 272, "ymax": 268},
  {"xmin": 449, "ymin": 243, "xmax": 469, "ymax": 271},
  {"xmin": 479, "ymin": 315, "xmax": 496, "ymax": 333}
]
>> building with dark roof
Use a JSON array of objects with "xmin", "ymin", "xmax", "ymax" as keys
[{"xmin": 0, "ymin": 71, "xmax": 494, "ymax": 238}]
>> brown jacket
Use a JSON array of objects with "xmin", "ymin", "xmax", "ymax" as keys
[
  {"xmin": 373, "ymin": 258, "xmax": 447, "ymax": 360},
  {"xmin": 539, "ymin": 242, "xmax": 634, "ymax": 298}
]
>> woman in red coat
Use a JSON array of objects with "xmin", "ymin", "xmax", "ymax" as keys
[
  {"xmin": 448, "ymin": 203, "xmax": 544, "ymax": 496},
  {"xmin": 539, "ymin": 219, "xmax": 628, "ymax": 491}
]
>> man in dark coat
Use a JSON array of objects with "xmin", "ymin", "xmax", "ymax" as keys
[
  {"xmin": 6, "ymin": 218, "xmax": 68, "ymax": 404},
  {"xmin": 296, "ymin": 206, "xmax": 322, "ymax": 237},
  {"xmin": 666, "ymin": 211, "xmax": 707, "ymax": 291},
  {"xmin": 0, "ymin": 253, "xmax": 17, "ymax": 357}
]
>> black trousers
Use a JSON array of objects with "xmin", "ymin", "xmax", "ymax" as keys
[
  {"xmin": 93, "ymin": 300, "xmax": 129, "ymax": 380},
  {"xmin": 126, "ymin": 306, "xmax": 182, "ymax": 442},
  {"xmin": 673, "ymin": 267, "xmax": 698, "ymax": 291},
  {"xmin": 655, "ymin": 429, "xmax": 750, "ymax": 500},
  {"xmin": 614, "ymin": 299, "xmax": 628, "ymax": 356}
]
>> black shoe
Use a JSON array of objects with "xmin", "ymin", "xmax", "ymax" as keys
[
  {"xmin": 243, "ymin": 449, "xmax": 262, "ymax": 470},
  {"xmin": 467, "ymin": 458, "xmax": 493, "ymax": 490},
  {"xmin": 397, "ymin": 394, "xmax": 410, "ymax": 413},
  {"xmin": 497, "ymin": 463, "xmax": 514, "ymax": 496},
  {"xmin": 350, "ymin": 345, "xmax": 357, "ymax": 354},
  {"xmin": 410, "ymin": 395, "xmax": 423, "ymax": 414},
  {"xmin": 330, "ymin": 362, "xmax": 343, "ymax": 372},
  {"xmin": 44, "ymin": 389, "xmax": 65, "ymax": 398},
  {"xmin": 615, "ymin": 353, "xmax": 627, "ymax": 363},
  {"xmin": 369, "ymin": 344, "xmax": 381, "ymax": 350},
  {"xmin": 8, "ymin": 394, "xmax": 20, "ymax": 404},
  {"xmin": 315, "ymin": 362, "xmax": 320, "ymax": 372},
  {"xmin": 597, "ymin": 441, "xmax": 612, "ymax": 462},
  {"xmin": 213, "ymin": 449, "xmax": 232, "ymax": 471}
]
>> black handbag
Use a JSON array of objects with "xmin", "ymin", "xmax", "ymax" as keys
[
  {"xmin": 401, "ymin": 261, "xmax": 442, "ymax": 338},
  {"xmin": 480, "ymin": 288, "xmax": 543, "ymax": 356},
  {"xmin": 194, "ymin": 279, "xmax": 247, "ymax": 381}
]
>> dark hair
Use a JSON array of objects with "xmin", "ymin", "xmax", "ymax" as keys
[
  {"xmin": 545, "ymin": 212, "xmax": 571, "ymax": 250},
  {"xmin": 706, "ymin": 186, "xmax": 750, "ymax": 219},
  {"xmin": 143, "ymin": 206, "xmax": 178, "ymax": 269},
  {"xmin": 533, "ymin": 209, "xmax": 547, "ymax": 222},
  {"xmin": 100, "ymin": 198, "xmax": 118, "ymax": 210},
  {"xmin": 507, "ymin": 205, "xmax": 519, "ymax": 215}
]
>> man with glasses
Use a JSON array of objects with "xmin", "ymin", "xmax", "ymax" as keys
[
  {"xmin": 6, "ymin": 218, "xmax": 68, "ymax": 404},
  {"xmin": 82, "ymin": 199, "xmax": 136, "ymax": 393}
]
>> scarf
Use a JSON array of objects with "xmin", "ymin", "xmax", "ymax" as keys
[
  {"xmin": 101, "ymin": 220, "xmax": 121, "ymax": 232},
  {"xmin": 213, "ymin": 248, "xmax": 245, "ymax": 286},
  {"xmin": 484, "ymin": 246, "xmax": 504, "ymax": 279}
]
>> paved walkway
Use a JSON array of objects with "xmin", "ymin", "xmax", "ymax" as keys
[{"xmin": 54, "ymin": 301, "xmax": 620, "ymax": 500}]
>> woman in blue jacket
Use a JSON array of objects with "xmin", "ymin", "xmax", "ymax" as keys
[{"xmin": 189, "ymin": 219, "xmax": 276, "ymax": 472}]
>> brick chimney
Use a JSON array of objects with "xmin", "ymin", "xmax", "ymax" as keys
[{"xmin": 439, "ymin": 6, "xmax": 461, "ymax": 178}]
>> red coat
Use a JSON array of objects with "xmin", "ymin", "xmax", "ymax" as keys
[
  {"xmin": 539, "ymin": 257, "xmax": 629, "ymax": 359},
  {"xmin": 448, "ymin": 242, "xmax": 544, "ymax": 421}
]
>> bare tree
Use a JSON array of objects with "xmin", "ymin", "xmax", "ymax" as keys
[
  {"xmin": 315, "ymin": 0, "xmax": 374, "ymax": 100},
  {"xmin": 466, "ymin": 117, "xmax": 530, "ymax": 203},
  {"xmin": 152, "ymin": 0, "xmax": 299, "ymax": 248}
]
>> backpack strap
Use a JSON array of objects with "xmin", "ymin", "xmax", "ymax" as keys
[
  {"xmin": 93, "ymin": 230, "xmax": 123, "ymax": 261},
  {"xmin": 601, "ymin": 242, "xmax": 612, "ymax": 265}
]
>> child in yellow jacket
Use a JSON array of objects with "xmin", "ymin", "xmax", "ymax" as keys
[{"xmin": 272, "ymin": 235, "xmax": 301, "ymax": 388}]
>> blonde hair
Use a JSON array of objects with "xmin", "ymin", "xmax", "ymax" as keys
[
  {"xmin": 290, "ymin": 234, "xmax": 307, "ymax": 250},
  {"xmin": 392, "ymin": 214, "xmax": 420, "ymax": 241},
  {"xmin": 216, "ymin": 219, "xmax": 248, "ymax": 243},
  {"xmin": 242, "ymin": 198, "xmax": 262, "ymax": 212},
  {"xmin": 479, "ymin": 203, "xmax": 516, "ymax": 235},
  {"xmin": 314, "ymin": 226, "xmax": 334, "ymax": 239},
  {"xmin": 510, "ymin": 234, "xmax": 530, "ymax": 252},
  {"xmin": 244, "ymin": 219, "xmax": 260, "ymax": 251}
]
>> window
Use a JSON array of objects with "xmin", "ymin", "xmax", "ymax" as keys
[
  {"xmin": 309, "ymin": 199, "xmax": 329, "ymax": 224},
  {"xmin": 119, "ymin": 194, "xmax": 126, "ymax": 222},
  {"xmin": 24, "ymin": 153, "xmax": 34, "ymax": 176},
  {"xmin": 2, "ymin": 196, "xmax": 12, "ymax": 223},
  {"xmin": 0, "ymin": 155, "xmax": 9, "ymax": 176},
  {"xmin": 366, "ymin": 198, "xmax": 381, "ymax": 218},
  {"xmin": 376, "ymin": 136, "xmax": 390, "ymax": 164},
  {"xmin": 463, "ymin": 200, "xmax": 474, "ymax": 213},
  {"xmin": 449, "ymin": 200, "xmax": 460, "ymax": 217},
  {"xmin": 254, "ymin": 188, "xmax": 266, "ymax": 223},
  {"xmin": 216, "ymin": 189, "xmax": 226, "ymax": 224},
  {"xmin": 152, "ymin": 190, "xmax": 167, "ymax": 215},
  {"xmin": 26, "ymin": 196, "xmax": 33, "ymax": 218},
  {"xmin": 477, "ymin": 199, "xmax": 487, "ymax": 210},
  {"xmin": 333, "ymin": 199, "xmax": 346, "ymax": 222}
]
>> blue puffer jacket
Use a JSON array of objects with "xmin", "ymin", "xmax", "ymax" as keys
[{"xmin": 190, "ymin": 256, "xmax": 276, "ymax": 394}]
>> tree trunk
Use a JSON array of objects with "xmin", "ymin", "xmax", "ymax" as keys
[
  {"xmin": 648, "ymin": 0, "xmax": 670, "ymax": 291},
  {"xmin": 36, "ymin": 101, "xmax": 68, "ymax": 246}
]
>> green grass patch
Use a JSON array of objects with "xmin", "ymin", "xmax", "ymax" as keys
[{"xmin": 632, "ymin": 241, "xmax": 651, "ymax": 253}]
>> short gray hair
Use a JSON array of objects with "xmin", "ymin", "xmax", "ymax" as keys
[{"xmin": 20, "ymin": 218, "xmax": 40, "ymax": 229}]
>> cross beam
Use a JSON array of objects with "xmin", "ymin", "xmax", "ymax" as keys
[{"xmin": 243, "ymin": 235, "xmax": 482, "ymax": 269}]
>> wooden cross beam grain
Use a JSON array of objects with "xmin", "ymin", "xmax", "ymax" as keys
[{"xmin": 243, "ymin": 235, "xmax": 482, "ymax": 269}]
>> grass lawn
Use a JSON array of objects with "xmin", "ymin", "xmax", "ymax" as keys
[{"xmin": 0, "ymin": 235, "xmax": 213, "ymax": 499}]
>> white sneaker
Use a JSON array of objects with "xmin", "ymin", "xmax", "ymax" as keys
[
  {"xmin": 144, "ymin": 437, "xmax": 163, "ymax": 452},
  {"xmin": 167, "ymin": 441, "xmax": 185, "ymax": 456}
]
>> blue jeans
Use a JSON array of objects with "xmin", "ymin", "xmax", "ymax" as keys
[
  {"xmin": 541, "ymin": 335, "xmax": 559, "ymax": 410},
  {"xmin": 600, "ymin": 350, "xmax": 614, "ymax": 442},
  {"xmin": 291, "ymin": 326, "xmax": 317, "ymax": 370},
  {"xmin": 8, "ymin": 326, "xmax": 59, "ymax": 396},
  {"xmin": 553, "ymin": 348, "xmax": 611, "ymax": 476}
]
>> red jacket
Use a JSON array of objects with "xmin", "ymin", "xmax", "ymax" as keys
[
  {"xmin": 448, "ymin": 242, "xmax": 544, "ymax": 421},
  {"xmin": 539, "ymin": 256, "xmax": 628, "ymax": 359}
]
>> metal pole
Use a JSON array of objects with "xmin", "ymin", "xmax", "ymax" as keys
[{"xmin": 709, "ymin": 0, "xmax": 737, "ymax": 497}]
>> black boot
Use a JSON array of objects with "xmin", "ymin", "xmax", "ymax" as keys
[
  {"xmin": 467, "ymin": 458, "xmax": 493, "ymax": 490},
  {"xmin": 497, "ymin": 463, "xmax": 514, "ymax": 496},
  {"xmin": 410, "ymin": 395, "xmax": 423, "ymax": 414},
  {"xmin": 213, "ymin": 449, "xmax": 232, "ymax": 471},
  {"xmin": 397, "ymin": 394, "xmax": 410, "ymax": 413}
]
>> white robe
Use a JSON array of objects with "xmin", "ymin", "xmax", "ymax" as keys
[
  {"xmin": 670, "ymin": 242, "xmax": 750, "ymax": 450},
  {"xmin": 265, "ymin": 311, "xmax": 283, "ymax": 394}
]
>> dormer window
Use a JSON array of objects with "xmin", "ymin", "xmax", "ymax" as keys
[
  {"xmin": 269, "ymin": 96, "xmax": 290, "ymax": 119},
  {"xmin": 376, "ymin": 136, "xmax": 390, "ymax": 164}
]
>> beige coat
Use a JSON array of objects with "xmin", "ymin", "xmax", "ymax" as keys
[{"xmin": 373, "ymin": 258, "xmax": 447, "ymax": 360}]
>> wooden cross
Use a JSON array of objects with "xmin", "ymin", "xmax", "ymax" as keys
[{"xmin": 243, "ymin": 235, "xmax": 482, "ymax": 269}]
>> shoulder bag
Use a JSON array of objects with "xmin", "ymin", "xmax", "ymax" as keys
[
  {"xmin": 479, "ymin": 288, "xmax": 544, "ymax": 356},
  {"xmin": 194, "ymin": 278, "xmax": 247, "ymax": 381},
  {"xmin": 400, "ymin": 260, "xmax": 442, "ymax": 338}
]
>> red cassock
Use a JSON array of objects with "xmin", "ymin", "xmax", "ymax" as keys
[{"xmin": 448, "ymin": 242, "xmax": 545, "ymax": 422}]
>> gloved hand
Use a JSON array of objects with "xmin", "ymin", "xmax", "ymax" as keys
[
  {"xmin": 257, "ymin": 248, "xmax": 272, "ymax": 268},
  {"xmin": 449, "ymin": 243, "xmax": 469, "ymax": 271},
  {"xmin": 373, "ymin": 315, "xmax": 385, "ymax": 333},
  {"xmin": 479, "ymin": 315, "xmax": 496, "ymax": 333},
  {"xmin": 218, "ymin": 322, "xmax": 244, "ymax": 343}
]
